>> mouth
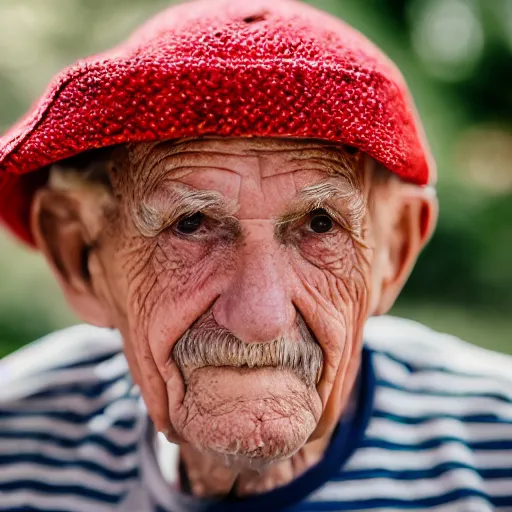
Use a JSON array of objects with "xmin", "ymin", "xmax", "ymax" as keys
[
  {"xmin": 173, "ymin": 343, "xmax": 323, "ymax": 387},
  {"xmin": 172, "ymin": 311, "xmax": 324, "ymax": 388},
  {"xmin": 179, "ymin": 357, "xmax": 323, "ymax": 387}
]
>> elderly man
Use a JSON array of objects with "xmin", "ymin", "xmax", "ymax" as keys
[{"xmin": 0, "ymin": 0, "xmax": 511, "ymax": 510}]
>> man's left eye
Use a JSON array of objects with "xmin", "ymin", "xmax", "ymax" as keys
[
  {"xmin": 309, "ymin": 209, "xmax": 334, "ymax": 234},
  {"xmin": 175, "ymin": 212, "xmax": 204, "ymax": 234}
]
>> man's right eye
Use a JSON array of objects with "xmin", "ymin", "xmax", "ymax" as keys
[{"xmin": 174, "ymin": 212, "xmax": 204, "ymax": 234}]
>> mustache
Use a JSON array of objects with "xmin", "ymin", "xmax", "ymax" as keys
[{"xmin": 172, "ymin": 311, "xmax": 324, "ymax": 386}]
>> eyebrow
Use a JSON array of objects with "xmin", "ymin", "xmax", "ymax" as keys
[
  {"xmin": 276, "ymin": 178, "xmax": 366, "ymax": 243},
  {"xmin": 133, "ymin": 185, "xmax": 239, "ymax": 238},
  {"xmin": 134, "ymin": 178, "xmax": 365, "ymax": 239},
  {"xmin": 130, "ymin": 145, "xmax": 363, "ymax": 239}
]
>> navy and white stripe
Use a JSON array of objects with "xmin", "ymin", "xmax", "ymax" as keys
[
  {"xmin": 0, "ymin": 326, "xmax": 144, "ymax": 512},
  {"xmin": 0, "ymin": 317, "xmax": 511, "ymax": 511}
]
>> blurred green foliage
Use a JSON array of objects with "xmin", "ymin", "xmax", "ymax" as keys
[{"xmin": 0, "ymin": 0, "xmax": 510, "ymax": 357}]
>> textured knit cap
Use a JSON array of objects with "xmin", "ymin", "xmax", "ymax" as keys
[{"xmin": 0, "ymin": 0, "xmax": 436, "ymax": 246}]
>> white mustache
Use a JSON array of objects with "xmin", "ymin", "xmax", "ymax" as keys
[{"xmin": 172, "ymin": 311, "xmax": 324, "ymax": 386}]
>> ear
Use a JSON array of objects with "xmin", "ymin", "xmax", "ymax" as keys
[
  {"xmin": 31, "ymin": 188, "xmax": 113, "ymax": 327},
  {"xmin": 373, "ymin": 186, "xmax": 438, "ymax": 315}
]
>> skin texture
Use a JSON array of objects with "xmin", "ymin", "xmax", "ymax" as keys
[{"xmin": 31, "ymin": 137, "xmax": 437, "ymax": 497}]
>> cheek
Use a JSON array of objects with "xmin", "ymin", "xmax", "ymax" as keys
[
  {"xmin": 124, "ymin": 236, "xmax": 236, "ymax": 368},
  {"xmin": 291, "ymin": 233, "xmax": 373, "ymax": 429},
  {"xmin": 297, "ymin": 231, "xmax": 371, "ymax": 312}
]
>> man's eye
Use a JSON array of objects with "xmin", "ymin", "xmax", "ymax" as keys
[
  {"xmin": 309, "ymin": 209, "xmax": 334, "ymax": 234},
  {"xmin": 175, "ymin": 212, "xmax": 204, "ymax": 234}
]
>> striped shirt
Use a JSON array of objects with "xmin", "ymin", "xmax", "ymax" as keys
[{"xmin": 1, "ymin": 316, "xmax": 511, "ymax": 511}]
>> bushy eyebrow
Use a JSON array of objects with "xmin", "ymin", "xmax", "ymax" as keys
[
  {"xmin": 134, "ymin": 179, "xmax": 365, "ymax": 240},
  {"xmin": 130, "ymin": 143, "xmax": 364, "ymax": 239},
  {"xmin": 133, "ymin": 185, "xmax": 239, "ymax": 238},
  {"xmin": 276, "ymin": 178, "xmax": 366, "ymax": 243}
]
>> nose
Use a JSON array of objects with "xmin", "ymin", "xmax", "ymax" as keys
[{"xmin": 212, "ymin": 227, "xmax": 296, "ymax": 344}]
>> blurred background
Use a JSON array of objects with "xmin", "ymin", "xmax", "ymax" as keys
[{"xmin": 0, "ymin": 0, "xmax": 511, "ymax": 357}]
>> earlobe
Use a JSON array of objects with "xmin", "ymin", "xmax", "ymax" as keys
[
  {"xmin": 31, "ymin": 188, "xmax": 113, "ymax": 327},
  {"xmin": 374, "ymin": 187, "xmax": 438, "ymax": 315}
]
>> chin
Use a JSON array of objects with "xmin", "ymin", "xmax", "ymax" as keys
[{"xmin": 173, "ymin": 366, "xmax": 322, "ymax": 469}]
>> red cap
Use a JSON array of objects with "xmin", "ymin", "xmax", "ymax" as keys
[{"xmin": 0, "ymin": 0, "xmax": 435, "ymax": 246}]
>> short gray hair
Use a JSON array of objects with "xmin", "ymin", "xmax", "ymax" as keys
[{"xmin": 48, "ymin": 147, "xmax": 114, "ymax": 193}]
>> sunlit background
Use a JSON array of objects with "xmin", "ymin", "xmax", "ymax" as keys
[{"xmin": 1, "ymin": 0, "xmax": 511, "ymax": 357}]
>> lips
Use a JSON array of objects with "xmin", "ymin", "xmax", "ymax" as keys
[{"xmin": 172, "ymin": 310, "xmax": 324, "ymax": 386}]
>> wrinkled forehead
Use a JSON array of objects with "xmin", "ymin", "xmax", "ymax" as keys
[{"xmin": 122, "ymin": 137, "xmax": 360, "ymax": 183}]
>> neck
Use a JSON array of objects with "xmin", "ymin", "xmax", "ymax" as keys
[{"xmin": 178, "ymin": 435, "xmax": 331, "ymax": 498}]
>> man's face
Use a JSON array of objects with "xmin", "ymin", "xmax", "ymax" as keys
[{"xmin": 33, "ymin": 137, "xmax": 435, "ymax": 468}]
